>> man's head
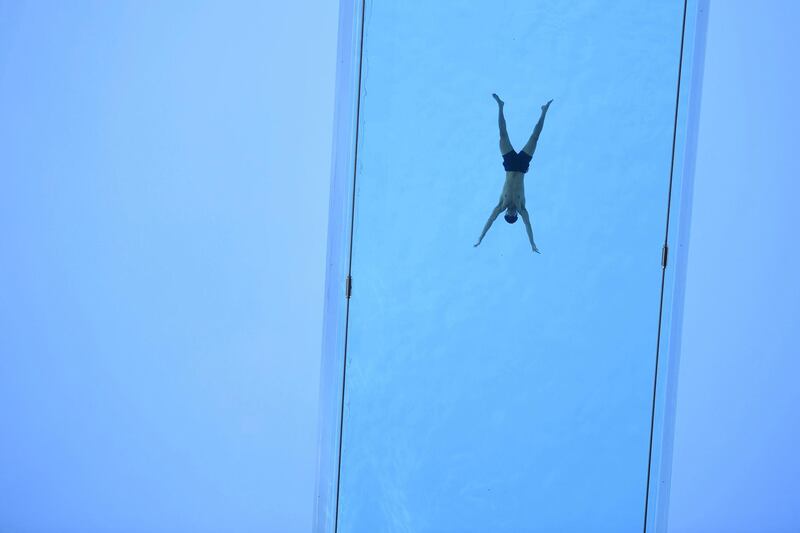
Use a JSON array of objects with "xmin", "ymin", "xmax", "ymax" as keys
[{"xmin": 504, "ymin": 206, "xmax": 518, "ymax": 224}]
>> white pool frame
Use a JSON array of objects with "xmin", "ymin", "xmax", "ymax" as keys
[{"xmin": 314, "ymin": 2, "xmax": 709, "ymax": 531}]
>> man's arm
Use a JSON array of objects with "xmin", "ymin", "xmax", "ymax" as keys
[
  {"xmin": 520, "ymin": 207, "xmax": 540, "ymax": 253},
  {"xmin": 474, "ymin": 202, "xmax": 504, "ymax": 247}
]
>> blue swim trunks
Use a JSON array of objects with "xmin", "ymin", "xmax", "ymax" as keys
[{"xmin": 502, "ymin": 150, "xmax": 532, "ymax": 173}]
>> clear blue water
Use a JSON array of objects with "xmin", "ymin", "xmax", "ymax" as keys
[{"xmin": 337, "ymin": 1, "xmax": 686, "ymax": 531}]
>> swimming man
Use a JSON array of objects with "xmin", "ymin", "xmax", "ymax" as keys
[{"xmin": 474, "ymin": 94, "xmax": 553, "ymax": 253}]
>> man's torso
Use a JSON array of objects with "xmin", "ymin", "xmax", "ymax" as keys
[{"xmin": 502, "ymin": 172, "xmax": 525, "ymax": 208}]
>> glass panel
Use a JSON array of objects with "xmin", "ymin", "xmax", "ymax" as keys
[{"xmin": 339, "ymin": 1, "xmax": 684, "ymax": 531}]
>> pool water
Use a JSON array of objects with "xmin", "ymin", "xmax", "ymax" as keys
[{"xmin": 333, "ymin": 1, "xmax": 693, "ymax": 531}]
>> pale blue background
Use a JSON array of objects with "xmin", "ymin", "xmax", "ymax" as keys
[
  {"xmin": 667, "ymin": 1, "xmax": 800, "ymax": 532},
  {"xmin": 0, "ymin": 1, "xmax": 798, "ymax": 532},
  {"xmin": 0, "ymin": 1, "xmax": 336, "ymax": 531}
]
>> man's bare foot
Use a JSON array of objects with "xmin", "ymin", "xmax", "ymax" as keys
[
  {"xmin": 492, "ymin": 93, "xmax": 504, "ymax": 107},
  {"xmin": 541, "ymin": 99, "xmax": 553, "ymax": 112},
  {"xmin": 532, "ymin": 244, "xmax": 541, "ymax": 254}
]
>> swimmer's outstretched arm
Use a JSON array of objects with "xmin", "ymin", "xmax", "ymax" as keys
[
  {"xmin": 521, "ymin": 99, "xmax": 553, "ymax": 156},
  {"xmin": 520, "ymin": 207, "xmax": 540, "ymax": 253},
  {"xmin": 474, "ymin": 202, "xmax": 504, "ymax": 247}
]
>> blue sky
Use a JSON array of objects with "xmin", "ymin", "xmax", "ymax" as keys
[
  {"xmin": 1, "ymin": 1, "xmax": 799, "ymax": 532},
  {"xmin": 0, "ymin": 2, "xmax": 336, "ymax": 531},
  {"xmin": 667, "ymin": 2, "xmax": 800, "ymax": 531}
]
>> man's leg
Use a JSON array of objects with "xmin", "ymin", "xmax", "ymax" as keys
[
  {"xmin": 521, "ymin": 99, "xmax": 553, "ymax": 156},
  {"xmin": 493, "ymin": 93, "xmax": 514, "ymax": 154}
]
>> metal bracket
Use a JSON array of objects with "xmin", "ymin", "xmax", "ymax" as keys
[
  {"xmin": 661, "ymin": 244, "xmax": 669, "ymax": 269},
  {"xmin": 345, "ymin": 275, "xmax": 352, "ymax": 299}
]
